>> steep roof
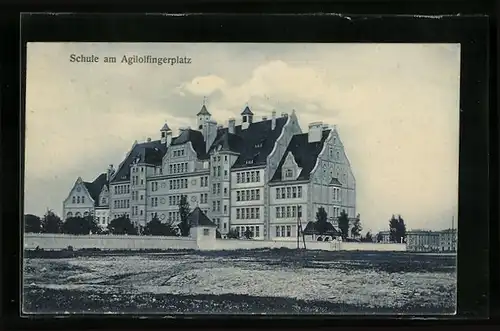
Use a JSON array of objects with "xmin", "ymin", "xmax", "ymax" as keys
[
  {"xmin": 271, "ymin": 130, "xmax": 330, "ymax": 182},
  {"xmin": 83, "ymin": 173, "xmax": 108, "ymax": 207},
  {"xmin": 187, "ymin": 207, "xmax": 217, "ymax": 227},
  {"xmin": 303, "ymin": 221, "xmax": 340, "ymax": 236},
  {"xmin": 196, "ymin": 105, "xmax": 211, "ymax": 116},
  {"xmin": 160, "ymin": 123, "xmax": 171, "ymax": 131},
  {"xmin": 241, "ymin": 106, "xmax": 253, "ymax": 115},
  {"xmin": 227, "ymin": 117, "xmax": 288, "ymax": 169},
  {"xmin": 207, "ymin": 131, "xmax": 245, "ymax": 155},
  {"xmin": 170, "ymin": 129, "xmax": 207, "ymax": 159},
  {"xmin": 111, "ymin": 140, "xmax": 167, "ymax": 183}
]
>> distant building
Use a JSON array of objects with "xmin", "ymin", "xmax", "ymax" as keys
[
  {"xmin": 406, "ymin": 230, "xmax": 440, "ymax": 252},
  {"xmin": 62, "ymin": 103, "xmax": 357, "ymax": 240},
  {"xmin": 439, "ymin": 228, "xmax": 457, "ymax": 252},
  {"xmin": 377, "ymin": 231, "xmax": 391, "ymax": 243}
]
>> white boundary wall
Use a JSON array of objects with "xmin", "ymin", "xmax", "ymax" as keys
[{"xmin": 24, "ymin": 233, "xmax": 406, "ymax": 252}]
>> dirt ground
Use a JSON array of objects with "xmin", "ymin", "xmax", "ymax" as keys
[{"xmin": 22, "ymin": 248, "xmax": 457, "ymax": 315}]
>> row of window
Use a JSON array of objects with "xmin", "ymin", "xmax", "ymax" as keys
[
  {"xmin": 170, "ymin": 178, "xmax": 188, "ymax": 190},
  {"xmin": 236, "ymin": 207, "xmax": 261, "ymax": 220},
  {"xmin": 114, "ymin": 185, "xmax": 130, "ymax": 195},
  {"xmin": 235, "ymin": 225, "xmax": 260, "ymax": 238},
  {"xmin": 71, "ymin": 196, "xmax": 86, "ymax": 204},
  {"xmin": 169, "ymin": 162, "xmax": 188, "ymax": 174},
  {"xmin": 212, "ymin": 200, "xmax": 223, "ymax": 213},
  {"xmin": 132, "ymin": 206, "xmax": 143, "ymax": 216},
  {"xmin": 66, "ymin": 211, "xmax": 90, "ymax": 218},
  {"xmin": 97, "ymin": 216, "xmax": 110, "ymax": 225},
  {"xmin": 112, "ymin": 213, "xmax": 130, "ymax": 220},
  {"xmin": 131, "ymin": 176, "xmax": 144, "ymax": 186},
  {"xmin": 169, "ymin": 195, "xmax": 182, "ymax": 206},
  {"xmin": 114, "ymin": 199, "xmax": 130, "ymax": 209},
  {"xmin": 212, "ymin": 155, "xmax": 229, "ymax": 163},
  {"xmin": 200, "ymin": 176, "xmax": 209, "ymax": 187},
  {"xmin": 276, "ymin": 225, "xmax": 295, "ymax": 237},
  {"xmin": 200, "ymin": 193, "xmax": 208, "ymax": 204},
  {"xmin": 275, "ymin": 186, "xmax": 303, "ymax": 199},
  {"xmin": 131, "ymin": 191, "xmax": 144, "ymax": 201},
  {"xmin": 172, "ymin": 149, "xmax": 185, "ymax": 157},
  {"xmin": 212, "ymin": 183, "xmax": 222, "ymax": 195},
  {"xmin": 132, "ymin": 167, "xmax": 144, "ymax": 173},
  {"xmin": 151, "ymin": 197, "xmax": 159, "ymax": 207},
  {"xmin": 236, "ymin": 171, "xmax": 261, "ymax": 184},
  {"xmin": 275, "ymin": 205, "xmax": 303, "ymax": 218},
  {"xmin": 236, "ymin": 189, "xmax": 261, "ymax": 201},
  {"xmin": 332, "ymin": 187, "xmax": 341, "ymax": 202},
  {"xmin": 213, "ymin": 218, "xmax": 227, "ymax": 230}
]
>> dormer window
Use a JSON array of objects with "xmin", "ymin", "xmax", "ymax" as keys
[
  {"xmin": 285, "ymin": 169, "xmax": 293, "ymax": 178},
  {"xmin": 255, "ymin": 143, "xmax": 263, "ymax": 148},
  {"xmin": 246, "ymin": 160, "xmax": 254, "ymax": 165}
]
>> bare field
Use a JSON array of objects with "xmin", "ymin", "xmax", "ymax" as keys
[{"xmin": 22, "ymin": 249, "xmax": 456, "ymax": 315}]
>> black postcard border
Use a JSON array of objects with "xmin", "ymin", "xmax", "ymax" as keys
[{"xmin": 1, "ymin": 10, "xmax": 493, "ymax": 329}]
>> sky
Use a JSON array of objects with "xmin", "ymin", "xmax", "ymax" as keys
[{"xmin": 24, "ymin": 43, "xmax": 460, "ymax": 232}]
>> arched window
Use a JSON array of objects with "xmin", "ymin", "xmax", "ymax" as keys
[
  {"xmin": 72, "ymin": 196, "xmax": 76, "ymax": 203},
  {"xmin": 75, "ymin": 212, "xmax": 81, "ymax": 217},
  {"xmin": 77, "ymin": 196, "xmax": 80, "ymax": 203},
  {"xmin": 66, "ymin": 212, "xmax": 73, "ymax": 219}
]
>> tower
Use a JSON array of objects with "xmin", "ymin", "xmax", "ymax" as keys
[
  {"xmin": 241, "ymin": 104, "xmax": 254, "ymax": 130},
  {"xmin": 160, "ymin": 122, "xmax": 172, "ymax": 146},
  {"xmin": 196, "ymin": 98, "xmax": 212, "ymax": 131}
]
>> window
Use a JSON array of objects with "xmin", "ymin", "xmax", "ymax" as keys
[
  {"xmin": 224, "ymin": 170, "xmax": 228, "ymax": 178},
  {"xmin": 292, "ymin": 187, "xmax": 297, "ymax": 198},
  {"xmin": 256, "ymin": 189, "xmax": 260, "ymax": 200},
  {"xmin": 224, "ymin": 155, "xmax": 228, "ymax": 162},
  {"xmin": 203, "ymin": 229, "xmax": 210, "ymax": 236},
  {"xmin": 256, "ymin": 208, "xmax": 260, "ymax": 219},
  {"xmin": 224, "ymin": 187, "xmax": 228, "ymax": 196},
  {"xmin": 72, "ymin": 196, "xmax": 76, "ymax": 203},
  {"xmin": 285, "ymin": 169, "xmax": 293, "ymax": 178},
  {"xmin": 224, "ymin": 205, "xmax": 227, "ymax": 214},
  {"xmin": 256, "ymin": 226, "xmax": 260, "ymax": 237},
  {"xmin": 217, "ymin": 183, "xmax": 221, "ymax": 194},
  {"xmin": 298, "ymin": 186, "xmax": 303, "ymax": 198},
  {"xmin": 212, "ymin": 184, "xmax": 217, "ymax": 194},
  {"xmin": 276, "ymin": 226, "xmax": 280, "ymax": 237},
  {"xmin": 275, "ymin": 188, "xmax": 280, "ymax": 199},
  {"xmin": 77, "ymin": 196, "xmax": 80, "ymax": 203},
  {"xmin": 217, "ymin": 201, "xmax": 221, "ymax": 212},
  {"xmin": 256, "ymin": 171, "xmax": 260, "ymax": 182},
  {"xmin": 237, "ymin": 173, "xmax": 241, "ymax": 183},
  {"xmin": 237, "ymin": 209, "xmax": 241, "ymax": 219},
  {"xmin": 337, "ymin": 151, "xmax": 340, "ymax": 159},
  {"xmin": 286, "ymin": 206, "xmax": 291, "ymax": 218},
  {"xmin": 286, "ymin": 187, "xmax": 291, "ymax": 199},
  {"xmin": 281, "ymin": 226, "xmax": 286, "ymax": 237},
  {"xmin": 287, "ymin": 226, "xmax": 291, "ymax": 237},
  {"xmin": 276, "ymin": 207, "xmax": 280, "ymax": 218},
  {"xmin": 213, "ymin": 201, "xmax": 216, "ymax": 212}
]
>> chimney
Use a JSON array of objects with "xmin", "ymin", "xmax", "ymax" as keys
[
  {"xmin": 228, "ymin": 118, "xmax": 236, "ymax": 134},
  {"xmin": 107, "ymin": 164, "xmax": 115, "ymax": 181},
  {"xmin": 308, "ymin": 122, "xmax": 323, "ymax": 143},
  {"xmin": 204, "ymin": 120, "xmax": 218, "ymax": 152},
  {"xmin": 271, "ymin": 111, "xmax": 276, "ymax": 130},
  {"xmin": 146, "ymin": 137, "xmax": 151, "ymax": 142},
  {"xmin": 166, "ymin": 131, "xmax": 172, "ymax": 147}
]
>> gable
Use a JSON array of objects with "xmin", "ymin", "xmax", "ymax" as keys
[{"xmin": 64, "ymin": 179, "xmax": 94, "ymax": 205}]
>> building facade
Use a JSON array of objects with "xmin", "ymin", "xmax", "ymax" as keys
[
  {"xmin": 406, "ymin": 230, "xmax": 440, "ymax": 252},
  {"xmin": 62, "ymin": 103, "xmax": 357, "ymax": 240}
]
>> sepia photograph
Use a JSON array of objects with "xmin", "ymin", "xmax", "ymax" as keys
[{"xmin": 23, "ymin": 42, "xmax": 459, "ymax": 315}]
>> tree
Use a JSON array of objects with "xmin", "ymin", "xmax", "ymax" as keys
[
  {"xmin": 337, "ymin": 210, "xmax": 350, "ymax": 239},
  {"xmin": 143, "ymin": 215, "xmax": 177, "ymax": 236},
  {"xmin": 397, "ymin": 215, "xmax": 407, "ymax": 243},
  {"xmin": 41, "ymin": 210, "xmax": 63, "ymax": 233},
  {"xmin": 62, "ymin": 216, "xmax": 100, "ymax": 235},
  {"xmin": 178, "ymin": 195, "xmax": 191, "ymax": 236},
  {"xmin": 243, "ymin": 228, "xmax": 252, "ymax": 239},
  {"xmin": 351, "ymin": 214, "xmax": 362, "ymax": 238},
  {"xmin": 227, "ymin": 229, "xmax": 239, "ymax": 239},
  {"xmin": 376, "ymin": 232, "xmax": 383, "ymax": 243},
  {"xmin": 389, "ymin": 214, "xmax": 407, "ymax": 243},
  {"xmin": 108, "ymin": 215, "xmax": 137, "ymax": 235},
  {"xmin": 364, "ymin": 231, "xmax": 373, "ymax": 242},
  {"xmin": 24, "ymin": 214, "xmax": 42, "ymax": 233},
  {"xmin": 315, "ymin": 207, "xmax": 329, "ymax": 235}
]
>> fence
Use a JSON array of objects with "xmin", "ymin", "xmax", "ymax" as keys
[{"xmin": 24, "ymin": 233, "xmax": 406, "ymax": 252}]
